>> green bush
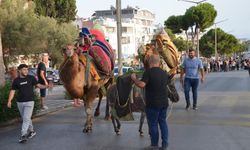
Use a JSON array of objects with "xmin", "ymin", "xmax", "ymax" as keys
[
  {"xmin": 64, "ymin": 91, "xmax": 73, "ymax": 100},
  {"xmin": 0, "ymin": 81, "xmax": 41, "ymax": 123}
]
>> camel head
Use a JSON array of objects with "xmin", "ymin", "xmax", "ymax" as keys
[
  {"xmin": 146, "ymin": 30, "xmax": 180, "ymax": 76},
  {"xmin": 62, "ymin": 44, "xmax": 75, "ymax": 57},
  {"xmin": 151, "ymin": 30, "xmax": 172, "ymax": 50}
]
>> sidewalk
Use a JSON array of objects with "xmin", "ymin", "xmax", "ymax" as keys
[
  {"xmin": 0, "ymin": 86, "xmax": 72, "ymax": 127},
  {"xmin": 35, "ymin": 86, "xmax": 72, "ymax": 117}
]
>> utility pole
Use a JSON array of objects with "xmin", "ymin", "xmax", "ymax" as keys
[
  {"xmin": 116, "ymin": 0, "xmax": 123, "ymax": 75},
  {"xmin": 177, "ymin": 0, "xmax": 207, "ymax": 58},
  {"xmin": 177, "ymin": 0, "xmax": 207, "ymax": 4}
]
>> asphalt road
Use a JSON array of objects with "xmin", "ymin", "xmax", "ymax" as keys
[{"xmin": 0, "ymin": 70, "xmax": 250, "ymax": 150}]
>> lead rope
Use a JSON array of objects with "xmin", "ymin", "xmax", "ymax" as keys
[
  {"xmin": 166, "ymin": 102, "xmax": 174, "ymax": 120},
  {"xmin": 85, "ymin": 50, "xmax": 91, "ymax": 87},
  {"xmin": 166, "ymin": 75, "xmax": 177, "ymax": 120},
  {"xmin": 59, "ymin": 58, "xmax": 70, "ymax": 79}
]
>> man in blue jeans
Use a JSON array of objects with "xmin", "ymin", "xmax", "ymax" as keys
[
  {"xmin": 180, "ymin": 49, "xmax": 205, "ymax": 110},
  {"xmin": 131, "ymin": 54, "xmax": 171, "ymax": 150}
]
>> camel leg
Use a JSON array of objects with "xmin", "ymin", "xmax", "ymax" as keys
[
  {"xmin": 139, "ymin": 112, "xmax": 146, "ymax": 136},
  {"xmin": 116, "ymin": 118, "xmax": 121, "ymax": 135},
  {"xmin": 104, "ymin": 97, "xmax": 111, "ymax": 120},
  {"xmin": 111, "ymin": 115, "xmax": 121, "ymax": 135},
  {"xmin": 94, "ymin": 91, "xmax": 102, "ymax": 117},
  {"xmin": 82, "ymin": 85, "xmax": 100, "ymax": 133},
  {"xmin": 83, "ymin": 102, "xmax": 93, "ymax": 133}
]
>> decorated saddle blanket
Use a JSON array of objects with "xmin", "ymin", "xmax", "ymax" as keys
[
  {"xmin": 89, "ymin": 40, "xmax": 115, "ymax": 74},
  {"xmin": 78, "ymin": 54, "xmax": 100, "ymax": 81}
]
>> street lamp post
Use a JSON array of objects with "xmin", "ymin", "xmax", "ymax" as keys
[
  {"xmin": 177, "ymin": 0, "xmax": 207, "ymax": 4},
  {"xmin": 116, "ymin": 0, "xmax": 123, "ymax": 75},
  {"xmin": 215, "ymin": 23, "xmax": 217, "ymax": 60},
  {"xmin": 214, "ymin": 19, "xmax": 228, "ymax": 60},
  {"xmin": 177, "ymin": 0, "xmax": 207, "ymax": 58}
]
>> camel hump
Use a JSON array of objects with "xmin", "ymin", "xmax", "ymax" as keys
[{"xmin": 89, "ymin": 44, "xmax": 113, "ymax": 75}]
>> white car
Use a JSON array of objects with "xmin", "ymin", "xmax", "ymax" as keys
[{"xmin": 114, "ymin": 66, "xmax": 134, "ymax": 76}]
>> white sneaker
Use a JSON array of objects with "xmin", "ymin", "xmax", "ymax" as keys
[{"xmin": 27, "ymin": 131, "xmax": 36, "ymax": 139}]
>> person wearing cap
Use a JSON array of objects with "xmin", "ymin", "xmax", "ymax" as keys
[
  {"xmin": 37, "ymin": 53, "xmax": 49, "ymax": 110},
  {"xmin": 77, "ymin": 28, "xmax": 92, "ymax": 54},
  {"xmin": 73, "ymin": 28, "xmax": 93, "ymax": 107},
  {"xmin": 7, "ymin": 64, "xmax": 49, "ymax": 143}
]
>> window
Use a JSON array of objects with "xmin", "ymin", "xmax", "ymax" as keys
[
  {"xmin": 121, "ymin": 37, "xmax": 130, "ymax": 44},
  {"xmin": 107, "ymin": 27, "xmax": 115, "ymax": 33},
  {"xmin": 122, "ymin": 27, "xmax": 127, "ymax": 33}
]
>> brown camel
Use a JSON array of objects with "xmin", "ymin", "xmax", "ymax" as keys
[{"xmin": 59, "ymin": 44, "xmax": 111, "ymax": 133}]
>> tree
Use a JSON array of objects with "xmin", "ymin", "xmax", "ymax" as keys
[
  {"xmin": 33, "ymin": 0, "xmax": 77, "ymax": 23},
  {"xmin": 33, "ymin": 0, "xmax": 56, "ymax": 18},
  {"xmin": 173, "ymin": 37, "xmax": 192, "ymax": 52},
  {"xmin": 55, "ymin": 0, "xmax": 77, "ymax": 23},
  {"xmin": 200, "ymin": 28, "xmax": 240, "ymax": 57},
  {"xmin": 165, "ymin": 15, "xmax": 192, "ymax": 51},
  {"xmin": 185, "ymin": 3, "xmax": 217, "ymax": 46},
  {"xmin": 164, "ymin": 15, "xmax": 182, "ymax": 34},
  {"xmin": 165, "ymin": 28, "xmax": 176, "ymax": 40},
  {"xmin": 238, "ymin": 40, "xmax": 250, "ymax": 53},
  {"xmin": 0, "ymin": 32, "xmax": 4, "ymax": 86},
  {"xmin": 165, "ymin": 28, "xmax": 191, "ymax": 52},
  {"xmin": 0, "ymin": 0, "xmax": 78, "ymax": 70}
]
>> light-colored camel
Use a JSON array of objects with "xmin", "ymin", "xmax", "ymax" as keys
[{"xmin": 59, "ymin": 45, "xmax": 111, "ymax": 133}]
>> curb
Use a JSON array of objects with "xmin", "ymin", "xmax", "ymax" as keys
[
  {"xmin": 34, "ymin": 102, "xmax": 72, "ymax": 118},
  {"xmin": 0, "ymin": 102, "xmax": 72, "ymax": 128}
]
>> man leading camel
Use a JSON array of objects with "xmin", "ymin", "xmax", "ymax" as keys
[{"xmin": 131, "ymin": 54, "xmax": 171, "ymax": 150}]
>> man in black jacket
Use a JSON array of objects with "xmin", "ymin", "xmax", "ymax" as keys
[{"xmin": 131, "ymin": 54, "xmax": 170, "ymax": 150}]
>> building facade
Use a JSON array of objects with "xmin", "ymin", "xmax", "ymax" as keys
[{"xmin": 76, "ymin": 6, "xmax": 157, "ymax": 58}]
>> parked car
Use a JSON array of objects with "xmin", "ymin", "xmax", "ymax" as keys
[
  {"xmin": 114, "ymin": 66, "xmax": 134, "ymax": 76},
  {"xmin": 46, "ymin": 68, "xmax": 62, "ymax": 84},
  {"xmin": 28, "ymin": 68, "xmax": 62, "ymax": 84},
  {"xmin": 28, "ymin": 68, "xmax": 37, "ymax": 77}
]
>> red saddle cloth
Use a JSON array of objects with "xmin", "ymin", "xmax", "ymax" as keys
[
  {"xmin": 89, "ymin": 45, "xmax": 112, "ymax": 74},
  {"xmin": 78, "ymin": 29, "xmax": 115, "ymax": 75}
]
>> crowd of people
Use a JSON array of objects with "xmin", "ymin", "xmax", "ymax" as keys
[{"xmin": 202, "ymin": 57, "xmax": 250, "ymax": 73}]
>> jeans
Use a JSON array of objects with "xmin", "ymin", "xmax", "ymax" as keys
[
  {"xmin": 17, "ymin": 101, "xmax": 34, "ymax": 136},
  {"xmin": 145, "ymin": 107, "xmax": 168, "ymax": 148},
  {"xmin": 184, "ymin": 78, "xmax": 199, "ymax": 107}
]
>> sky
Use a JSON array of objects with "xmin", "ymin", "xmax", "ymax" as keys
[{"xmin": 76, "ymin": 0, "xmax": 250, "ymax": 39}]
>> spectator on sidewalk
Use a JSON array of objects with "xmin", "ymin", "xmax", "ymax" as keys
[
  {"xmin": 247, "ymin": 60, "xmax": 250, "ymax": 76},
  {"xmin": 7, "ymin": 64, "xmax": 49, "ymax": 143},
  {"xmin": 131, "ymin": 54, "xmax": 171, "ymax": 150},
  {"xmin": 180, "ymin": 49, "xmax": 205, "ymax": 110},
  {"xmin": 37, "ymin": 53, "xmax": 49, "ymax": 110}
]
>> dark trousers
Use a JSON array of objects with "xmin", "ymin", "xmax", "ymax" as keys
[
  {"xmin": 145, "ymin": 107, "xmax": 168, "ymax": 148},
  {"xmin": 184, "ymin": 78, "xmax": 199, "ymax": 107}
]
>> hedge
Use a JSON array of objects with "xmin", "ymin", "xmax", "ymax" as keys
[{"xmin": 0, "ymin": 81, "xmax": 41, "ymax": 123}]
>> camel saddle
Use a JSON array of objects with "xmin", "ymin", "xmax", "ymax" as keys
[{"xmin": 78, "ymin": 54, "xmax": 100, "ymax": 81}]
